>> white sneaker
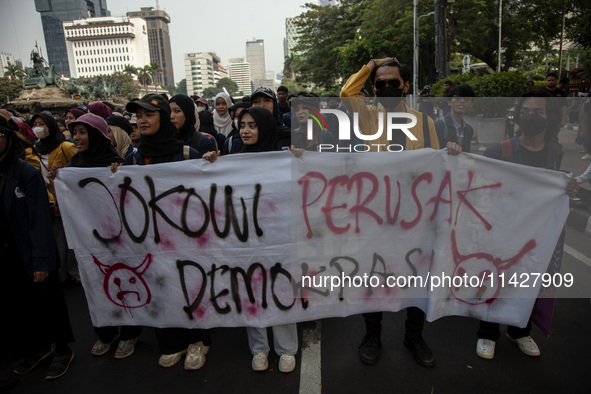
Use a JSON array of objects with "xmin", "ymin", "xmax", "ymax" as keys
[
  {"xmin": 582, "ymin": 153, "xmax": 591, "ymax": 160},
  {"xmin": 251, "ymin": 353, "xmax": 268, "ymax": 371},
  {"xmin": 278, "ymin": 354, "xmax": 296, "ymax": 373},
  {"xmin": 184, "ymin": 343, "xmax": 206, "ymax": 370},
  {"xmin": 158, "ymin": 349, "xmax": 186, "ymax": 368},
  {"xmin": 506, "ymin": 334, "xmax": 540, "ymax": 357},
  {"xmin": 476, "ymin": 338, "xmax": 495, "ymax": 359}
]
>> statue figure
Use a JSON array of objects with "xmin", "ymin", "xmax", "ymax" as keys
[{"xmin": 23, "ymin": 42, "xmax": 62, "ymax": 89}]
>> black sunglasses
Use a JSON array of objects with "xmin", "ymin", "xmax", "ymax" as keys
[{"xmin": 374, "ymin": 79, "xmax": 401, "ymax": 90}]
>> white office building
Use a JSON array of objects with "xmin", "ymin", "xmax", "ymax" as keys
[
  {"xmin": 284, "ymin": 17, "xmax": 303, "ymax": 58},
  {"xmin": 228, "ymin": 58, "xmax": 252, "ymax": 96},
  {"xmin": 0, "ymin": 52, "xmax": 21, "ymax": 75},
  {"xmin": 185, "ymin": 52, "xmax": 221, "ymax": 96},
  {"xmin": 63, "ymin": 16, "xmax": 150, "ymax": 79}
]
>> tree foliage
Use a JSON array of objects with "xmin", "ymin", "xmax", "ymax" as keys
[
  {"xmin": 216, "ymin": 77, "xmax": 239, "ymax": 96},
  {"xmin": 3, "ymin": 62, "xmax": 26, "ymax": 81},
  {"xmin": 201, "ymin": 87, "xmax": 219, "ymax": 98},
  {"xmin": 291, "ymin": 0, "xmax": 588, "ymax": 90},
  {"xmin": 0, "ymin": 77, "xmax": 23, "ymax": 104},
  {"xmin": 176, "ymin": 79, "xmax": 187, "ymax": 96}
]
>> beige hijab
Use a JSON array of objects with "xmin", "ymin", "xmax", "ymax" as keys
[{"xmin": 108, "ymin": 125, "xmax": 132, "ymax": 159}]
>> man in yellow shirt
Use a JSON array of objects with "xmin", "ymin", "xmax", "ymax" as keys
[{"xmin": 340, "ymin": 57, "xmax": 438, "ymax": 368}]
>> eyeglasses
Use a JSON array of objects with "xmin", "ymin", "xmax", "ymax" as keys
[{"xmin": 374, "ymin": 79, "xmax": 401, "ymax": 90}]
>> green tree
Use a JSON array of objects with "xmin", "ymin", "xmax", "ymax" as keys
[
  {"xmin": 216, "ymin": 78, "xmax": 239, "ymax": 96},
  {"xmin": 201, "ymin": 87, "xmax": 219, "ymax": 98},
  {"xmin": 279, "ymin": 78, "xmax": 306, "ymax": 95},
  {"xmin": 137, "ymin": 65, "xmax": 153, "ymax": 92},
  {"xmin": 150, "ymin": 62, "xmax": 163, "ymax": 90},
  {"xmin": 110, "ymin": 72, "xmax": 140, "ymax": 100},
  {"xmin": 3, "ymin": 62, "xmax": 26, "ymax": 81},
  {"xmin": 283, "ymin": 54, "xmax": 302, "ymax": 79},
  {"xmin": 176, "ymin": 79, "xmax": 187, "ymax": 96},
  {"xmin": 123, "ymin": 65, "xmax": 137, "ymax": 76},
  {"xmin": 0, "ymin": 77, "xmax": 24, "ymax": 104}
]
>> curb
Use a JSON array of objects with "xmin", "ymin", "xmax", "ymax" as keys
[{"xmin": 567, "ymin": 208, "xmax": 591, "ymax": 237}]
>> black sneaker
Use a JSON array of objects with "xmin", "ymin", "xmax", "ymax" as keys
[
  {"xmin": 45, "ymin": 349, "xmax": 74, "ymax": 380},
  {"xmin": 403, "ymin": 337, "xmax": 435, "ymax": 368},
  {"xmin": 13, "ymin": 348, "xmax": 53, "ymax": 374},
  {"xmin": 359, "ymin": 335, "xmax": 382, "ymax": 365}
]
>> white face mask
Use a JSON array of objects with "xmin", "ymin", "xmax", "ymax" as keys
[
  {"xmin": 233, "ymin": 119, "xmax": 239, "ymax": 129},
  {"xmin": 33, "ymin": 126, "xmax": 49, "ymax": 139},
  {"xmin": 196, "ymin": 106, "xmax": 205, "ymax": 113}
]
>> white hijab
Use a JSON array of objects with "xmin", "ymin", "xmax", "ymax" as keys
[{"xmin": 213, "ymin": 92, "xmax": 233, "ymax": 136}]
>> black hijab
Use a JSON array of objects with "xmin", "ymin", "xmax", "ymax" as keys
[
  {"xmin": 138, "ymin": 108, "xmax": 184, "ymax": 164},
  {"xmin": 33, "ymin": 112, "xmax": 65, "ymax": 155},
  {"xmin": 169, "ymin": 94, "xmax": 197, "ymax": 143},
  {"xmin": 239, "ymin": 107, "xmax": 278, "ymax": 153},
  {"xmin": 69, "ymin": 124, "xmax": 123, "ymax": 168}
]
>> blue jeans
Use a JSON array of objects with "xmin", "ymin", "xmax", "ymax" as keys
[{"xmin": 247, "ymin": 324, "xmax": 298, "ymax": 356}]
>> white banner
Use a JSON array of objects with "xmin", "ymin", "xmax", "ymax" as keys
[{"xmin": 54, "ymin": 150, "xmax": 570, "ymax": 329}]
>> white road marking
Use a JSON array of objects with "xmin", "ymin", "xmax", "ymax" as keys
[
  {"xmin": 564, "ymin": 244, "xmax": 591, "ymax": 268},
  {"xmin": 299, "ymin": 320, "xmax": 322, "ymax": 394}
]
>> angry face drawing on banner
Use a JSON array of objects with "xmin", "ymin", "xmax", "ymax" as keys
[{"xmin": 92, "ymin": 254, "xmax": 153, "ymax": 315}]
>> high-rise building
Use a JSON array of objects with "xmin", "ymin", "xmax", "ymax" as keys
[
  {"xmin": 63, "ymin": 16, "xmax": 150, "ymax": 79},
  {"xmin": 284, "ymin": 17, "xmax": 302, "ymax": 59},
  {"xmin": 126, "ymin": 7, "xmax": 174, "ymax": 87},
  {"xmin": 35, "ymin": 0, "xmax": 110, "ymax": 77},
  {"xmin": 245, "ymin": 39, "xmax": 266, "ymax": 86},
  {"xmin": 228, "ymin": 58, "xmax": 252, "ymax": 96},
  {"xmin": 185, "ymin": 52, "xmax": 221, "ymax": 96}
]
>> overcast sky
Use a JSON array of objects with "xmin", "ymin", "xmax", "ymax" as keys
[{"xmin": 0, "ymin": 0, "xmax": 313, "ymax": 86}]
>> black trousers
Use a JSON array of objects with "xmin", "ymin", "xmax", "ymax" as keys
[
  {"xmin": 363, "ymin": 307, "xmax": 425, "ymax": 341},
  {"xmin": 477, "ymin": 319, "xmax": 532, "ymax": 341},
  {"xmin": 154, "ymin": 328, "xmax": 212, "ymax": 355},
  {"xmin": 94, "ymin": 325, "xmax": 142, "ymax": 344}
]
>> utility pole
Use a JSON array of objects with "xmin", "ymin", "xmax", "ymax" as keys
[{"xmin": 435, "ymin": 0, "xmax": 447, "ymax": 81}]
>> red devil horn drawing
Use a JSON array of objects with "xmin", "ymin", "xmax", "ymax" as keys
[
  {"xmin": 136, "ymin": 253, "xmax": 152, "ymax": 275},
  {"xmin": 92, "ymin": 254, "xmax": 111, "ymax": 275}
]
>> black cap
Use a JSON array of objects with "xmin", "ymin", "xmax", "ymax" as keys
[
  {"xmin": 126, "ymin": 94, "xmax": 170, "ymax": 115},
  {"xmin": 106, "ymin": 115, "xmax": 133, "ymax": 136},
  {"xmin": 251, "ymin": 86, "xmax": 276, "ymax": 101}
]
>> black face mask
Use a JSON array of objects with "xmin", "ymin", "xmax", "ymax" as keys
[
  {"xmin": 518, "ymin": 113, "xmax": 546, "ymax": 136},
  {"xmin": 375, "ymin": 87, "xmax": 404, "ymax": 108}
]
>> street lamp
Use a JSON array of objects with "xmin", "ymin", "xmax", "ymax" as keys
[{"xmin": 413, "ymin": 2, "xmax": 435, "ymax": 101}]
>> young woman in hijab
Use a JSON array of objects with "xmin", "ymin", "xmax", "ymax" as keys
[
  {"xmin": 65, "ymin": 113, "xmax": 141, "ymax": 359},
  {"xmin": 64, "ymin": 108, "xmax": 85, "ymax": 126},
  {"xmin": 213, "ymin": 92, "xmax": 233, "ymax": 137},
  {"xmin": 31, "ymin": 112, "xmax": 79, "ymax": 283},
  {"xmin": 56, "ymin": 118, "xmax": 72, "ymax": 142},
  {"xmin": 106, "ymin": 115, "xmax": 134, "ymax": 159},
  {"xmin": 169, "ymin": 94, "xmax": 218, "ymax": 156},
  {"xmin": 199, "ymin": 110, "xmax": 225, "ymax": 149},
  {"xmin": 0, "ymin": 114, "xmax": 75, "ymax": 380},
  {"xmin": 119, "ymin": 94, "xmax": 215, "ymax": 371},
  {"xmin": 204, "ymin": 106, "xmax": 299, "ymax": 373},
  {"xmin": 221, "ymin": 102, "xmax": 250, "ymax": 155}
]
